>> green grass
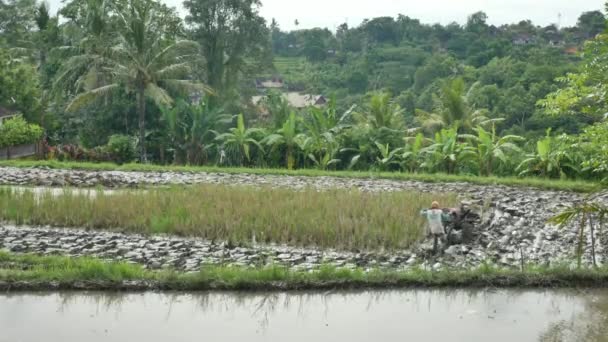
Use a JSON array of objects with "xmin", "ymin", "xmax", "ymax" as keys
[
  {"xmin": 0, "ymin": 185, "xmax": 457, "ymax": 251},
  {"xmin": 0, "ymin": 160, "xmax": 602, "ymax": 193},
  {"xmin": 2, "ymin": 251, "xmax": 608, "ymax": 291},
  {"xmin": 274, "ymin": 57, "xmax": 306, "ymax": 75}
]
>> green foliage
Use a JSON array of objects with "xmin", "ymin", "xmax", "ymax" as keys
[
  {"xmin": 423, "ymin": 126, "xmax": 476, "ymax": 174},
  {"xmin": 104, "ymin": 134, "xmax": 136, "ymax": 164},
  {"xmin": 57, "ymin": 0, "xmax": 208, "ymax": 162},
  {"xmin": 184, "ymin": 0, "xmax": 271, "ymax": 98},
  {"xmin": 215, "ymin": 114, "xmax": 265, "ymax": 165},
  {"xmin": 517, "ymin": 129, "xmax": 577, "ymax": 178},
  {"xmin": 161, "ymin": 99, "xmax": 232, "ymax": 165},
  {"xmin": 467, "ymin": 125, "xmax": 523, "ymax": 176},
  {"xmin": 263, "ymin": 111, "xmax": 300, "ymax": 169},
  {"xmin": 549, "ymin": 201, "xmax": 608, "ymax": 268},
  {"xmin": 0, "ymin": 50, "xmax": 42, "ymax": 123},
  {"xmin": 0, "ymin": 115, "xmax": 43, "ymax": 148},
  {"xmin": 2, "ymin": 0, "xmax": 607, "ymax": 183}
]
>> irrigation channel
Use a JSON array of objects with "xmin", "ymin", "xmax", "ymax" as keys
[{"xmin": 1, "ymin": 289, "xmax": 607, "ymax": 341}]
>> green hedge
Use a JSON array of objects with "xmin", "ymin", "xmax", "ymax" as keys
[{"xmin": 0, "ymin": 115, "xmax": 43, "ymax": 148}]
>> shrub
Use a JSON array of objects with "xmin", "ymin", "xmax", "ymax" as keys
[
  {"xmin": 0, "ymin": 115, "xmax": 43, "ymax": 148},
  {"xmin": 105, "ymin": 135, "xmax": 136, "ymax": 164}
]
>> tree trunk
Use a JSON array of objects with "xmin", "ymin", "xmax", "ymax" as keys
[
  {"xmin": 577, "ymin": 213, "xmax": 586, "ymax": 269},
  {"xmin": 287, "ymin": 145, "xmax": 294, "ymax": 170},
  {"xmin": 589, "ymin": 213, "xmax": 597, "ymax": 267},
  {"xmin": 137, "ymin": 85, "xmax": 147, "ymax": 163}
]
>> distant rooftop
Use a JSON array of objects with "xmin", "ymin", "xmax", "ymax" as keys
[
  {"xmin": 256, "ymin": 78, "xmax": 284, "ymax": 89},
  {"xmin": 0, "ymin": 107, "xmax": 17, "ymax": 118},
  {"xmin": 252, "ymin": 92, "xmax": 327, "ymax": 109}
]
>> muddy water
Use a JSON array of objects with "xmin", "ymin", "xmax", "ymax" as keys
[{"xmin": 1, "ymin": 289, "xmax": 607, "ymax": 342}]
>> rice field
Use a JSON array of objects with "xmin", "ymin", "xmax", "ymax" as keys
[{"xmin": 0, "ymin": 185, "xmax": 457, "ymax": 251}]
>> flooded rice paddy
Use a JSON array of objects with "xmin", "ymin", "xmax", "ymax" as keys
[{"xmin": 1, "ymin": 289, "xmax": 607, "ymax": 342}]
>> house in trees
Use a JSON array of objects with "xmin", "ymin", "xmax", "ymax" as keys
[
  {"xmin": 0, "ymin": 107, "xmax": 40, "ymax": 160},
  {"xmin": 512, "ymin": 34, "xmax": 536, "ymax": 45},
  {"xmin": 0, "ymin": 107, "xmax": 17, "ymax": 126},
  {"xmin": 252, "ymin": 92, "xmax": 327, "ymax": 110},
  {"xmin": 255, "ymin": 77, "xmax": 285, "ymax": 90}
]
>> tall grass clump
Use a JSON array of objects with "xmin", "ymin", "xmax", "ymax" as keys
[{"xmin": 0, "ymin": 186, "xmax": 457, "ymax": 251}]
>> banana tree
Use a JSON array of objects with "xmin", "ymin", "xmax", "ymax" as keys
[
  {"xmin": 401, "ymin": 132, "xmax": 429, "ymax": 173},
  {"xmin": 467, "ymin": 125, "xmax": 523, "ymax": 176},
  {"xmin": 161, "ymin": 99, "xmax": 232, "ymax": 165},
  {"xmin": 263, "ymin": 111, "xmax": 301, "ymax": 169},
  {"xmin": 517, "ymin": 129, "xmax": 578, "ymax": 178},
  {"xmin": 423, "ymin": 126, "xmax": 476, "ymax": 174},
  {"xmin": 215, "ymin": 114, "xmax": 264, "ymax": 166},
  {"xmin": 304, "ymin": 132, "xmax": 342, "ymax": 170},
  {"xmin": 374, "ymin": 142, "xmax": 404, "ymax": 171}
]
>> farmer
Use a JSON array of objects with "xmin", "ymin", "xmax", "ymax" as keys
[{"xmin": 420, "ymin": 201, "xmax": 450, "ymax": 253}]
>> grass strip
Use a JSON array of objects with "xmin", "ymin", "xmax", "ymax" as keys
[
  {"xmin": 1, "ymin": 251, "xmax": 608, "ymax": 291},
  {"xmin": 0, "ymin": 160, "xmax": 602, "ymax": 193},
  {"xmin": 0, "ymin": 185, "xmax": 457, "ymax": 251}
]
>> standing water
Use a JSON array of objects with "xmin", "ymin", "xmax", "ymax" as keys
[{"xmin": 1, "ymin": 289, "xmax": 607, "ymax": 341}]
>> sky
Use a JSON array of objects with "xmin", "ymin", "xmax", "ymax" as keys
[{"xmin": 47, "ymin": 0, "xmax": 605, "ymax": 30}]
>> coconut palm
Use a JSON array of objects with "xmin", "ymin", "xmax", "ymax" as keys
[
  {"xmin": 354, "ymin": 92, "xmax": 405, "ymax": 133},
  {"xmin": 58, "ymin": 0, "xmax": 209, "ymax": 162},
  {"xmin": 416, "ymin": 78, "xmax": 500, "ymax": 134},
  {"xmin": 215, "ymin": 114, "xmax": 264, "ymax": 166}
]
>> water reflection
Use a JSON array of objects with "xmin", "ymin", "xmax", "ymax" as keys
[
  {"xmin": 1, "ymin": 289, "xmax": 606, "ymax": 342},
  {"xmin": 539, "ymin": 289, "xmax": 608, "ymax": 342}
]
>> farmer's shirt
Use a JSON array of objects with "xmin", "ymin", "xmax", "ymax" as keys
[{"xmin": 421, "ymin": 209, "xmax": 447, "ymax": 235}]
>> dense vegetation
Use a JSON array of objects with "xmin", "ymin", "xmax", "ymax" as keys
[
  {"xmin": 0, "ymin": 186, "xmax": 456, "ymax": 250},
  {"xmin": 1, "ymin": 0, "xmax": 608, "ymax": 182}
]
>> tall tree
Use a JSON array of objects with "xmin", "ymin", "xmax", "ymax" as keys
[
  {"xmin": 577, "ymin": 11, "xmax": 606, "ymax": 39},
  {"xmin": 59, "ymin": 0, "xmax": 207, "ymax": 162},
  {"xmin": 184, "ymin": 0, "xmax": 271, "ymax": 102}
]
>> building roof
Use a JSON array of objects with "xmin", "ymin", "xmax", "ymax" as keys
[
  {"xmin": 255, "ymin": 78, "xmax": 284, "ymax": 89},
  {"xmin": 259, "ymin": 80, "xmax": 284, "ymax": 89},
  {"xmin": 252, "ymin": 92, "xmax": 326, "ymax": 109},
  {"xmin": 0, "ymin": 107, "xmax": 17, "ymax": 118}
]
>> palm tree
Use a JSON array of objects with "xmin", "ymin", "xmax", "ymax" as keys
[
  {"xmin": 466, "ymin": 125, "xmax": 523, "ymax": 176},
  {"xmin": 549, "ymin": 201, "xmax": 608, "ymax": 268},
  {"xmin": 215, "ymin": 114, "xmax": 264, "ymax": 166},
  {"xmin": 354, "ymin": 92, "xmax": 405, "ymax": 133},
  {"xmin": 58, "ymin": 0, "xmax": 209, "ymax": 162},
  {"xmin": 416, "ymin": 78, "xmax": 499, "ymax": 134},
  {"xmin": 263, "ymin": 111, "xmax": 301, "ymax": 169}
]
